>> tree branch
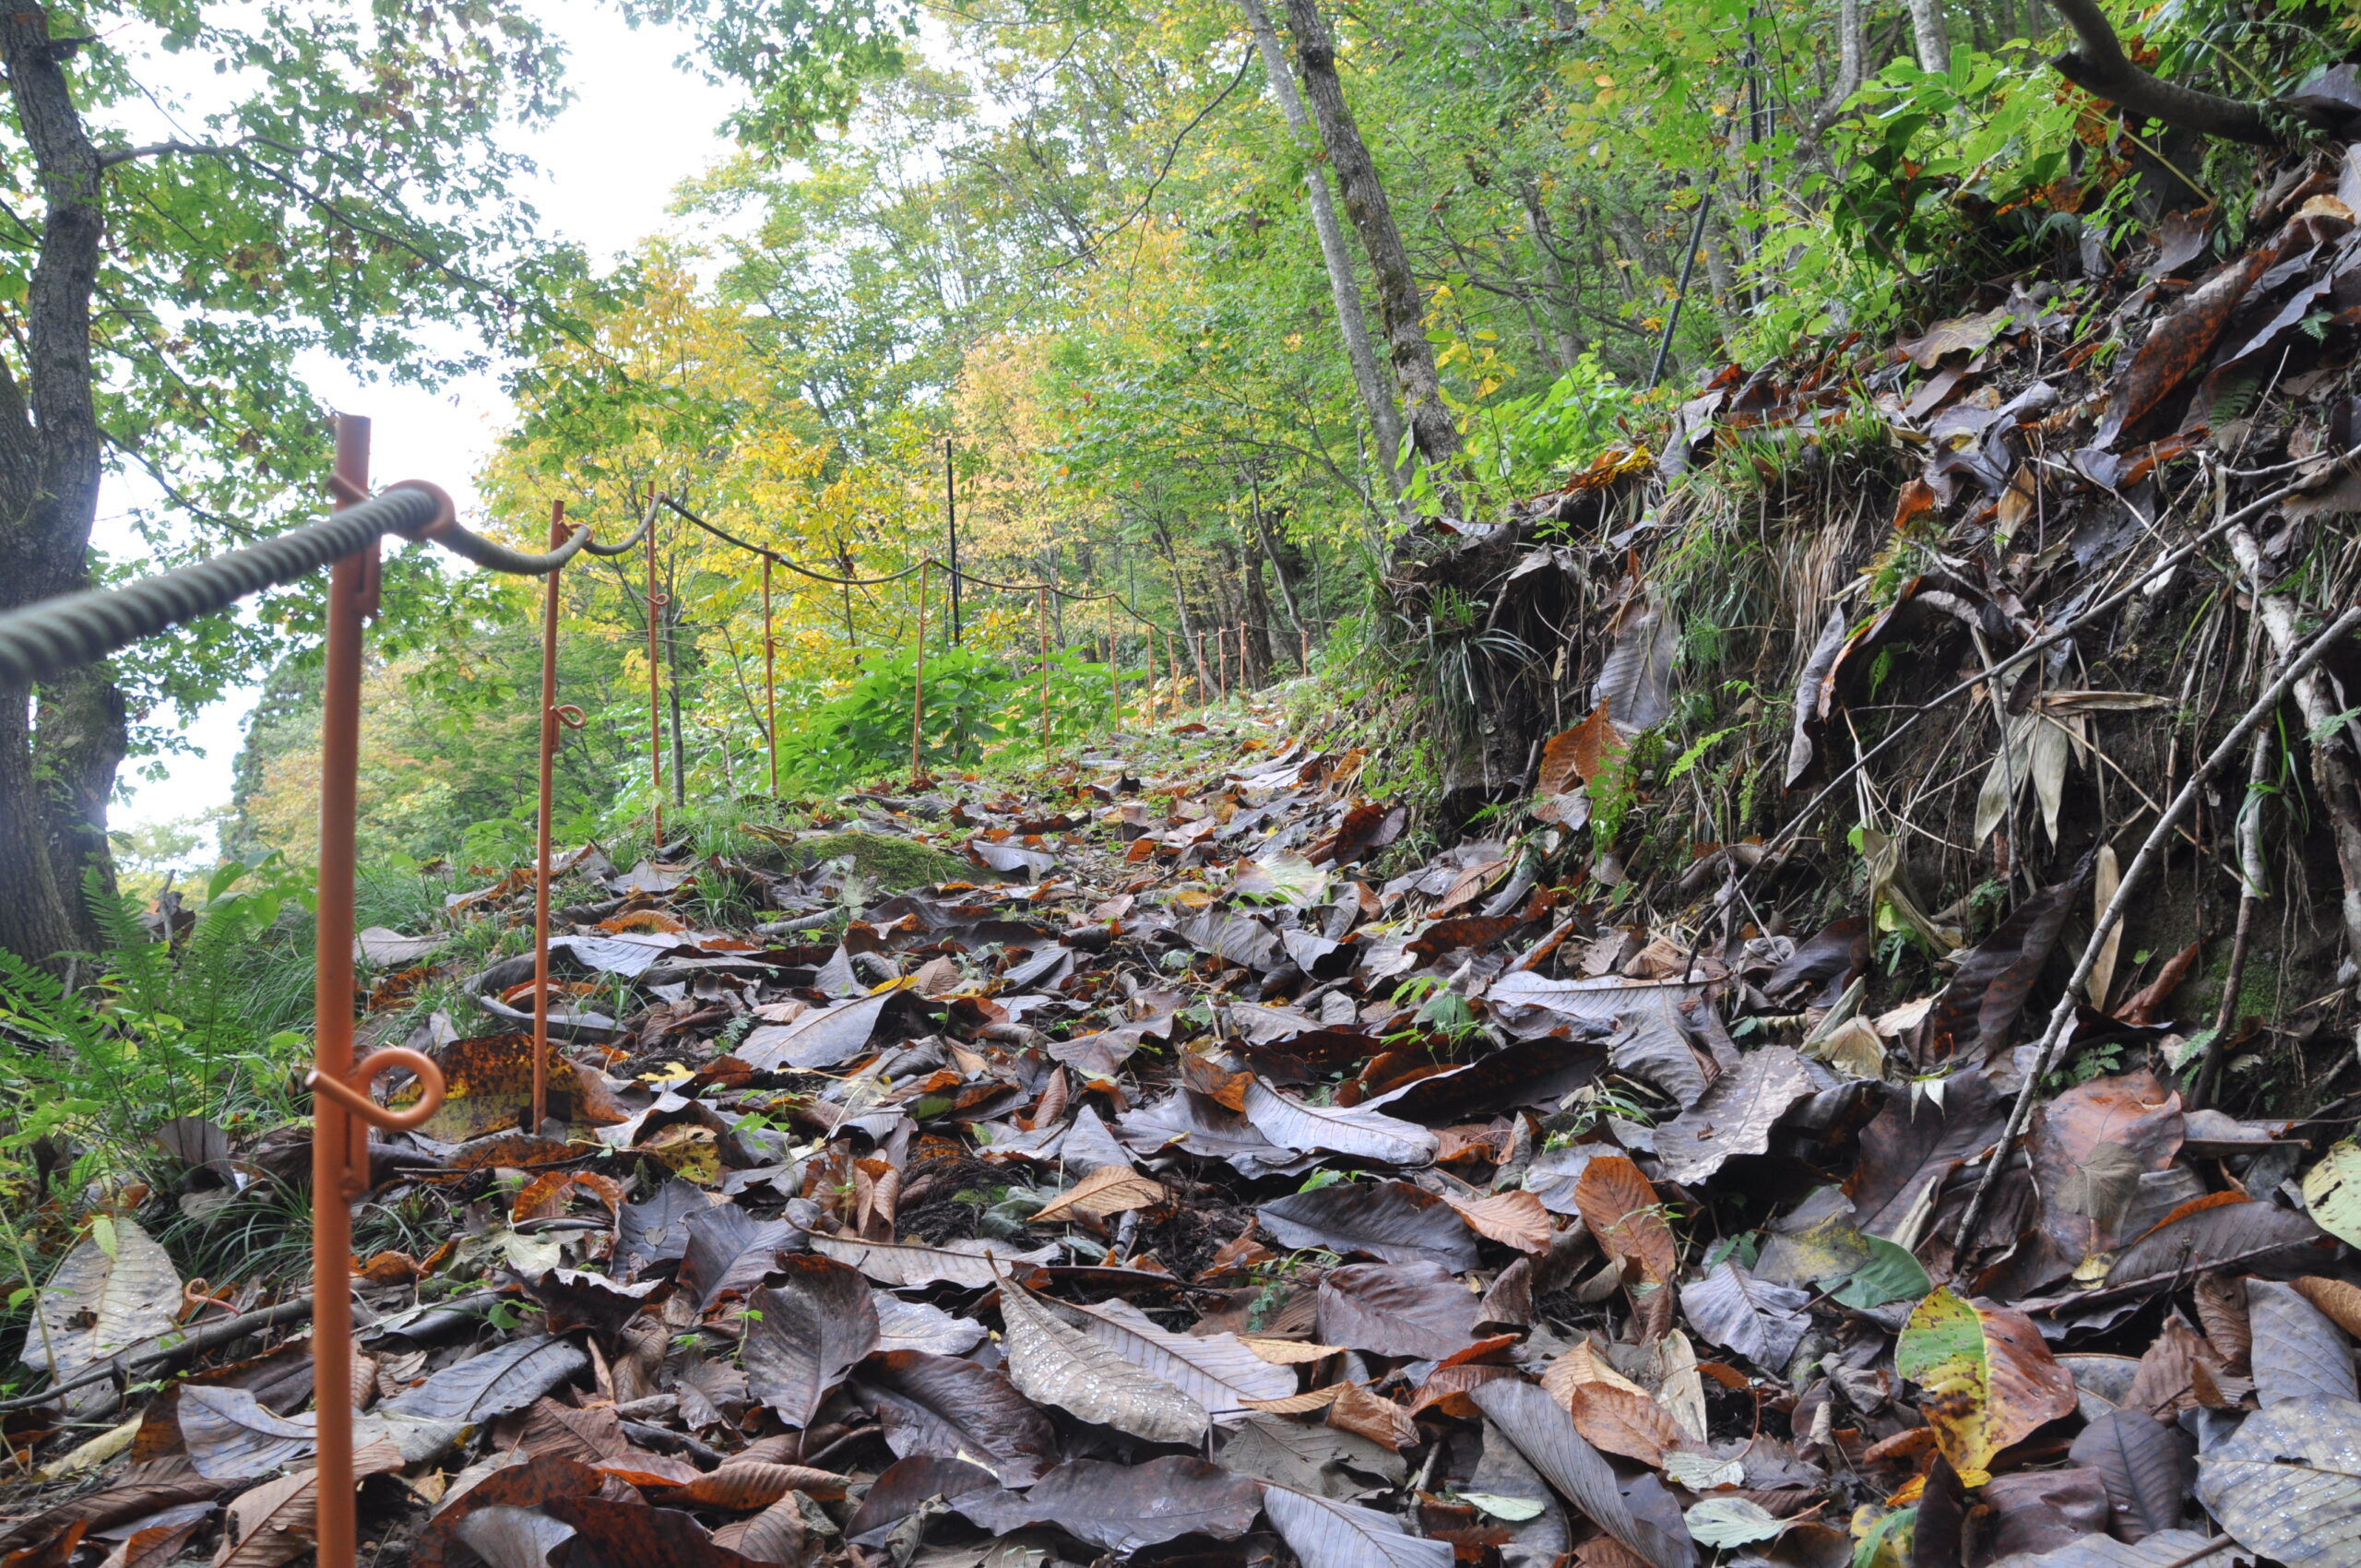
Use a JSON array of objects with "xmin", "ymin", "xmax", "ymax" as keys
[
  {"xmin": 2046, "ymin": 0, "xmax": 2277, "ymax": 146},
  {"xmin": 95, "ymin": 137, "xmax": 243, "ymax": 169}
]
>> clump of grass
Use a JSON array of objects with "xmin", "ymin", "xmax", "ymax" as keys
[{"xmin": 798, "ymin": 832, "xmax": 969, "ymax": 890}]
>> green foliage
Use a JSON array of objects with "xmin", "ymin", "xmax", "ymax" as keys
[
  {"xmin": 797, "ymin": 833, "xmax": 970, "ymax": 892},
  {"xmin": 1424, "ymin": 352, "xmax": 1634, "ymax": 514},
  {"xmin": 0, "ymin": 865, "xmax": 319, "ymax": 1217},
  {"xmin": 775, "ymin": 644, "xmax": 1119, "ymax": 790}
]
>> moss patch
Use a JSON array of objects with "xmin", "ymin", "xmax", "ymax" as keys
[{"xmin": 800, "ymin": 831, "xmax": 968, "ymax": 890}]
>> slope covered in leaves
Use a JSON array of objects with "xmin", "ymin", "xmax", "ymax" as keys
[
  {"xmin": 1, "ymin": 689, "xmax": 2357, "ymax": 1568},
  {"xmin": 25, "ymin": 113, "xmax": 2361, "ymax": 1568}
]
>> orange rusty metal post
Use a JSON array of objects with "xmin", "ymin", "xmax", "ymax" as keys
[
  {"xmin": 911, "ymin": 560, "xmax": 929, "ymax": 778},
  {"xmin": 310, "ymin": 414, "xmax": 370, "ymax": 1568},
  {"xmin": 762, "ymin": 556, "xmax": 778, "ymax": 795},
  {"xmin": 645, "ymin": 505, "xmax": 667, "ymax": 845},
  {"xmin": 310, "ymin": 415, "xmax": 446, "ymax": 1568},
  {"xmin": 530, "ymin": 498, "xmax": 573, "ymax": 1135}
]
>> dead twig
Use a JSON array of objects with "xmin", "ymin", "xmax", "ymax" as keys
[
  {"xmin": 1955, "ymin": 603, "xmax": 2361, "ymax": 1253},
  {"xmin": 0, "ymin": 1293, "xmax": 316, "ymax": 1413}
]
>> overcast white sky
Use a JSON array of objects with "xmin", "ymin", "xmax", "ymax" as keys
[{"xmin": 100, "ymin": 5, "xmax": 745, "ymax": 837}]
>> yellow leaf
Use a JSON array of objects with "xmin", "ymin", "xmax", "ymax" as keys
[
  {"xmin": 2301, "ymin": 1138, "xmax": 2361, "ymax": 1246},
  {"xmin": 1893, "ymin": 1288, "xmax": 2076, "ymax": 1483}
]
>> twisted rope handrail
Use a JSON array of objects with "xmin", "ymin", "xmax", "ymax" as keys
[{"xmin": 0, "ymin": 480, "xmax": 611, "ymax": 683}]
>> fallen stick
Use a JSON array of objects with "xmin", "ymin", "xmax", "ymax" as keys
[
  {"xmin": 2228, "ymin": 523, "xmax": 2361, "ymax": 970},
  {"xmin": 0, "ymin": 1293, "xmax": 316, "ymax": 1413},
  {"xmin": 1954, "ymin": 602, "xmax": 2361, "ymax": 1253}
]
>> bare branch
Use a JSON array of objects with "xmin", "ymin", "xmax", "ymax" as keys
[
  {"xmin": 2046, "ymin": 0, "xmax": 2277, "ymax": 145},
  {"xmin": 95, "ymin": 137, "xmax": 242, "ymax": 169}
]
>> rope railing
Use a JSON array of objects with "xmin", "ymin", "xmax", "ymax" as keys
[
  {"xmin": 0, "ymin": 427, "xmax": 1316, "ymax": 1568},
  {"xmin": 647, "ymin": 491, "xmax": 1209, "ymax": 775}
]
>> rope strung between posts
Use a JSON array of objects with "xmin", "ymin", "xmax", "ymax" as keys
[
  {"xmin": 653, "ymin": 490, "xmax": 1212, "ymax": 765},
  {"xmin": 0, "ymin": 422, "xmax": 678, "ymax": 1568},
  {"xmin": 654, "ymin": 492, "xmax": 1175, "ymax": 635}
]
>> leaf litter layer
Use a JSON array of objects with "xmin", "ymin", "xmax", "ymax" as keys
[{"xmin": 18, "ymin": 155, "xmax": 2361, "ymax": 1568}]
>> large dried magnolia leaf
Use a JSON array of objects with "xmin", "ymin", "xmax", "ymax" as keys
[
  {"xmin": 1922, "ymin": 865, "xmax": 2085, "ymax": 1060},
  {"xmin": 1317, "ymin": 1261, "xmax": 1483, "ymax": 1361},
  {"xmin": 998, "ymin": 1282, "xmax": 1204, "ymax": 1443},
  {"xmin": 614, "ymin": 1177, "xmax": 714, "ymax": 1278},
  {"xmin": 1681, "ymin": 1261, "xmax": 1811, "ymax": 1372},
  {"xmin": 2068, "ymin": 1408, "xmax": 2191, "ymax": 1542},
  {"xmin": 179, "ymin": 1386, "xmax": 315, "ymax": 1479},
  {"xmin": 1469, "ymin": 1420, "xmax": 1570, "ymax": 1567},
  {"xmin": 2105, "ymin": 1194, "xmax": 2324, "ymax": 1289},
  {"xmin": 952, "ymin": 1456, "xmax": 1264, "ymax": 1557},
  {"xmin": 843, "ymin": 1455, "xmax": 998, "ymax": 1547},
  {"xmin": 737, "ymin": 991, "xmax": 889, "ymax": 1070},
  {"xmin": 2001, "ymin": 1529, "xmax": 2228, "ymax": 1568},
  {"xmin": 849, "ymin": 1350, "xmax": 1058, "ymax": 1486},
  {"xmin": 1219, "ymin": 1414, "xmax": 1406, "ymax": 1497},
  {"xmin": 722, "ymin": 1497, "xmax": 804, "ymax": 1566},
  {"xmin": 1595, "ymin": 597, "xmax": 1677, "ymax": 736},
  {"xmin": 213, "ymin": 1443, "xmax": 405, "ymax": 1568},
  {"xmin": 453, "ymin": 1505, "xmax": 575, "ymax": 1568},
  {"xmin": 180, "ymin": 1387, "xmax": 457, "ymax": 1483},
  {"xmin": 740, "ymin": 1256, "xmax": 880, "ymax": 1428},
  {"xmin": 2248, "ymin": 1279, "xmax": 2359, "ymax": 1407},
  {"xmin": 2030, "ymin": 1069, "xmax": 2186, "ymax": 1267},
  {"xmin": 28, "ymin": 1218, "xmax": 181, "ymax": 1380},
  {"xmin": 1240, "ymin": 1079, "xmax": 1437, "ymax": 1164},
  {"xmin": 1446, "ymin": 1190, "xmax": 1555, "ymax": 1254},
  {"xmin": 1261, "ymin": 1487, "xmax": 1453, "ymax": 1568},
  {"xmin": 381, "ymin": 1335, "xmax": 587, "ymax": 1425},
  {"xmin": 1849, "ymin": 1070, "xmax": 2008, "ymax": 1239},
  {"xmin": 2302, "ymin": 1138, "xmax": 2361, "ymax": 1248},
  {"xmin": 1257, "ymin": 1181, "xmax": 1480, "ymax": 1270},
  {"xmin": 413, "ymin": 1455, "xmax": 606, "ymax": 1568},
  {"xmin": 1650, "ymin": 1046, "xmax": 1816, "ymax": 1184},
  {"xmin": 1055, "ymin": 1295, "xmax": 1296, "ymax": 1416},
  {"xmin": 1895, "ymin": 1289, "xmax": 2076, "ymax": 1484},
  {"xmin": 1561, "ymin": 1382, "xmax": 1692, "ymax": 1467},
  {"xmin": 1572, "ymin": 1155, "xmax": 1677, "ymax": 1285},
  {"xmin": 807, "ymin": 1234, "xmax": 1056, "ymax": 1289},
  {"xmin": 1471, "ymin": 1378, "xmax": 1692, "ymax": 1568},
  {"xmin": 2195, "ymin": 1393, "xmax": 2361, "ymax": 1566},
  {"xmin": 677, "ymin": 1205, "xmax": 802, "ymax": 1313},
  {"xmin": 1784, "ymin": 608, "xmax": 1848, "ymax": 786},
  {"xmin": 1030, "ymin": 1164, "xmax": 1165, "ymax": 1222},
  {"xmin": 873, "ymin": 1291, "xmax": 987, "ymax": 1357}
]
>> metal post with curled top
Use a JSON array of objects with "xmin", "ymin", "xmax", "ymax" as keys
[{"xmin": 0, "ymin": 411, "xmax": 639, "ymax": 1568}]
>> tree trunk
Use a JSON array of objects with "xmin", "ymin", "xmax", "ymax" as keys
[
  {"xmin": 1152, "ymin": 517, "xmax": 1211, "ymax": 697},
  {"xmin": 1800, "ymin": 0, "xmax": 1867, "ymax": 155},
  {"xmin": 0, "ymin": 5, "xmax": 122, "ymax": 968},
  {"xmin": 1279, "ymin": 0, "xmax": 1464, "ymax": 483},
  {"xmin": 1240, "ymin": 0, "xmax": 1409, "ymax": 501},
  {"xmin": 1521, "ymin": 188, "xmax": 1584, "ymax": 372},
  {"xmin": 38, "ymin": 667, "xmax": 126, "ymax": 923},
  {"xmin": 1905, "ymin": 0, "xmax": 1951, "ymax": 73},
  {"xmin": 0, "ymin": 691, "xmax": 79, "ymax": 967}
]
